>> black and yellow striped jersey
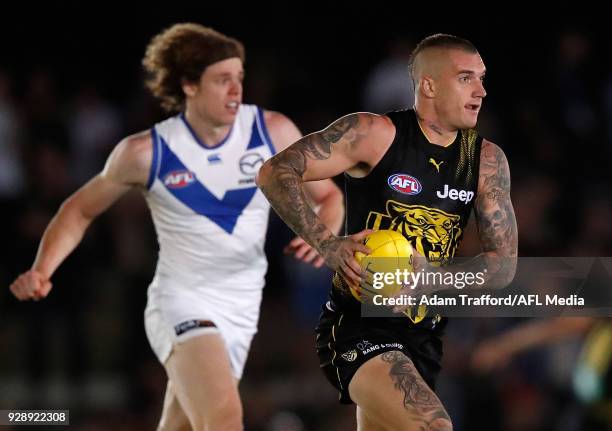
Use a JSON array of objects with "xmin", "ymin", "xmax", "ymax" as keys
[{"xmin": 331, "ymin": 108, "xmax": 483, "ymax": 327}]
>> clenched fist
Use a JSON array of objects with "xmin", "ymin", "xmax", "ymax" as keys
[{"xmin": 10, "ymin": 270, "xmax": 53, "ymax": 301}]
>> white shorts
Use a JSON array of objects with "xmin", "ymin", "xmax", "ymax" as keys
[{"xmin": 144, "ymin": 275, "xmax": 263, "ymax": 379}]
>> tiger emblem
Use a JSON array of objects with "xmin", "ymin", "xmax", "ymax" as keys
[{"xmin": 366, "ymin": 201, "xmax": 462, "ymax": 264}]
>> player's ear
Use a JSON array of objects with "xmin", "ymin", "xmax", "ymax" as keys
[
  {"xmin": 422, "ymin": 76, "xmax": 435, "ymax": 98},
  {"xmin": 181, "ymin": 78, "xmax": 198, "ymax": 98}
]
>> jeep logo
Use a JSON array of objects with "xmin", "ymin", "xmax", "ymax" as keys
[{"xmin": 436, "ymin": 184, "xmax": 474, "ymax": 204}]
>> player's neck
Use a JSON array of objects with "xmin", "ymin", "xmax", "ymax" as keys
[
  {"xmin": 184, "ymin": 109, "xmax": 232, "ymax": 148},
  {"xmin": 414, "ymin": 109, "xmax": 457, "ymax": 147}
]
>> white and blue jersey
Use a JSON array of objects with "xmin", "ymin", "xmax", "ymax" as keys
[{"xmin": 143, "ymin": 104, "xmax": 276, "ymax": 376}]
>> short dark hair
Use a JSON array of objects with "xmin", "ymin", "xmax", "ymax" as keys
[
  {"xmin": 142, "ymin": 23, "xmax": 245, "ymax": 113},
  {"xmin": 409, "ymin": 34, "xmax": 478, "ymax": 80}
]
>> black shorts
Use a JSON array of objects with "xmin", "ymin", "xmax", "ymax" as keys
[{"xmin": 315, "ymin": 301, "xmax": 445, "ymax": 404}]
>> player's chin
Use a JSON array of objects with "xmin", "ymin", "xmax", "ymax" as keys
[
  {"xmin": 225, "ymin": 108, "xmax": 239, "ymax": 119},
  {"xmin": 217, "ymin": 112, "xmax": 238, "ymax": 126},
  {"xmin": 462, "ymin": 112, "xmax": 479, "ymax": 128}
]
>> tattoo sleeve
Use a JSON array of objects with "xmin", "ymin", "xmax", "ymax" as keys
[
  {"xmin": 381, "ymin": 352, "xmax": 452, "ymax": 430},
  {"xmin": 471, "ymin": 141, "xmax": 518, "ymax": 287},
  {"xmin": 258, "ymin": 114, "xmax": 365, "ymax": 257},
  {"xmin": 419, "ymin": 141, "xmax": 518, "ymax": 292}
]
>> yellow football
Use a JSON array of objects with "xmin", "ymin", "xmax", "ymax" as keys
[{"xmin": 348, "ymin": 229, "xmax": 414, "ymax": 303}]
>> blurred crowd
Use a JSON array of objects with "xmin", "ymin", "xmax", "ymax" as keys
[{"xmin": 1, "ymin": 26, "xmax": 612, "ymax": 430}]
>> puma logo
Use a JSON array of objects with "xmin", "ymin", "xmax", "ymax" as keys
[{"xmin": 429, "ymin": 158, "xmax": 444, "ymax": 173}]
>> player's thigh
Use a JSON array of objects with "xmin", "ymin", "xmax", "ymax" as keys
[
  {"xmin": 157, "ymin": 380, "xmax": 191, "ymax": 431},
  {"xmin": 165, "ymin": 332, "xmax": 242, "ymax": 427},
  {"xmin": 349, "ymin": 350, "xmax": 452, "ymax": 431}
]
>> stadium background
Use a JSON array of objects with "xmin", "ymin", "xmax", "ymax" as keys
[{"xmin": 1, "ymin": 6, "xmax": 611, "ymax": 430}]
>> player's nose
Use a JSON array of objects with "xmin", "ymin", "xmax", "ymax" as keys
[
  {"xmin": 229, "ymin": 79, "xmax": 242, "ymax": 96},
  {"xmin": 474, "ymin": 81, "xmax": 487, "ymax": 98}
]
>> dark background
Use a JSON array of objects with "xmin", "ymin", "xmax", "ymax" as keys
[{"xmin": 1, "ymin": 6, "xmax": 611, "ymax": 430}]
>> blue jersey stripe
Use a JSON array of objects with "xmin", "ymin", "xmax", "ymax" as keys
[
  {"xmin": 157, "ymin": 136, "xmax": 257, "ymax": 234},
  {"xmin": 246, "ymin": 114, "xmax": 265, "ymax": 150},
  {"xmin": 147, "ymin": 128, "xmax": 161, "ymax": 190},
  {"xmin": 256, "ymin": 107, "xmax": 276, "ymax": 155}
]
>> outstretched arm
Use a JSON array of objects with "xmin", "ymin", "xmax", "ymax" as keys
[
  {"xmin": 10, "ymin": 132, "xmax": 151, "ymax": 300},
  {"xmin": 257, "ymin": 112, "xmax": 395, "ymax": 284},
  {"xmin": 471, "ymin": 317, "xmax": 595, "ymax": 372}
]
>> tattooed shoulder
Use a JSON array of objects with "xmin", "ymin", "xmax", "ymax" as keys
[
  {"xmin": 321, "ymin": 113, "xmax": 376, "ymax": 148},
  {"xmin": 480, "ymin": 140, "xmax": 509, "ymax": 173},
  {"xmin": 475, "ymin": 139, "xmax": 517, "ymax": 258},
  {"xmin": 478, "ymin": 140, "xmax": 511, "ymax": 197}
]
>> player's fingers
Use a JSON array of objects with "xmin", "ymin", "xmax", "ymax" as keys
[
  {"xmin": 345, "ymin": 257, "xmax": 364, "ymax": 281},
  {"xmin": 340, "ymin": 263, "xmax": 361, "ymax": 286},
  {"xmin": 412, "ymin": 247, "xmax": 424, "ymax": 257},
  {"xmin": 313, "ymin": 256, "xmax": 325, "ymax": 268},
  {"xmin": 393, "ymin": 303, "xmax": 408, "ymax": 313},
  {"xmin": 16, "ymin": 286, "xmax": 33, "ymax": 301},
  {"xmin": 9, "ymin": 281, "xmax": 25, "ymax": 300},
  {"xmin": 353, "ymin": 242, "xmax": 372, "ymax": 255},
  {"xmin": 11, "ymin": 276, "xmax": 32, "ymax": 301},
  {"xmin": 284, "ymin": 237, "xmax": 304, "ymax": 254},
  {"xmin": 350, "ymin": 229, "xmax": 374, "ymax": 243},
  {"xmin": 302, "ymin": 248, "xmax": 319, "ymax": 264},
  {"xmin": 283, "ymin": 243, "xmax": 298, "ymax": 254},
  {"xmin": 290, "ymin": 236, "xmax": 305, "ymax": 247},
  {"xmin": 411, "ymin": 253, "xmax": 428, "ymax": 272},
  {"xmin": 294, "ymin": 243, "xmax": 311, "ymax": 259},
  {"xmin": 23, "ymin": 271, "xmax": 48, "ymax": 301},
  {"xmin": 37, "ymin": 280, "xmax": 53, "ymax": 299},
  {"xmin": 27, "ymin": 274, "xmax": 43, "ymax": 299}
]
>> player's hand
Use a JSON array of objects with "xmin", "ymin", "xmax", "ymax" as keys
[
  {"xmin": 9, "ymin": 270, "xmax": 53, "ymax": 301},
  {"xmin": 284, "ymin": 236, "xmax": 325, "ymax": 268},
  {"xmin": 392, "ymin": 248, "xmax": 430, "ymax": 313},
  {"xmin": 470, "ymin": 341, "xmax": 512, "ymax": 373},
  {"xmin": 320, "ymin": 229, "xmax": 373, "ymax": 286}
]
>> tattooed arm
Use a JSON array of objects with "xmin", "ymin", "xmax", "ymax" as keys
[
  {"xmin": 408, "ymin": 140, "xmax": 518, "ymax": 295},
  {"xmin": 471, "ymin": 140, "xmax": 518, "ymax": 288},
  {"xmin": 264, "ymin": 110, "xmax": 344, "ymax": 267},
  {"xmin": 256, "ymin": 112, "xmax": 395, "ymax": 285},
  {"xmin": 390, "ymin": 140, "xmax": 517, "ymax": 314}
]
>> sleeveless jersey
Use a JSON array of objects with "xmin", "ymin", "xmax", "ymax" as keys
[
  {"xmin": 331, "ymin": 108, "xmax": 483, "ymax": 327},
  {"xmin": 144, "ymin": 104, "xmax": 275, "ymax": 297}
]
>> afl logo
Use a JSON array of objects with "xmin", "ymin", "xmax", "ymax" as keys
[
  {"xmin": 163, "ymin": 170, "xmax": 196, "ymax": 189},
  {"xmin": 239, "ymin": 153, "xmax": 264, "ymax": 176},
  {"xmin": 387, "ymin": 173, "xmax": 422, "ymax": 195}
]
